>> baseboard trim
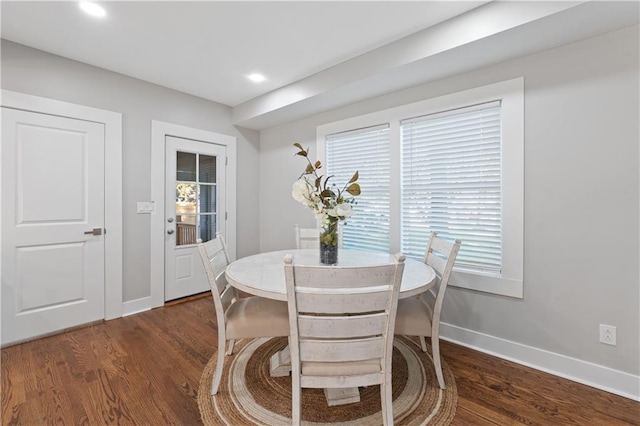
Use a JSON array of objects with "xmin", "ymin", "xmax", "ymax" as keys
[
  {"xmin": 122, "ymin": 296, "xmax": 152, "ymax": 317},
  {"xmin": 440, "ymin": 322, "xmax": 640, "ymax": 401}
]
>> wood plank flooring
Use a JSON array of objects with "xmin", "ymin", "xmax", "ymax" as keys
[{"xmin": 2, "ymin": 296, "xmax": 638, "ymax": 425}]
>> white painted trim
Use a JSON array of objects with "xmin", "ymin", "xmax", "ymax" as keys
[
  {"xmin": 1, "ymin": 90, "xmax": 123, "ymax": 320},
  {"xmin": 150, "ymin": 120, "xmax": 237, "ymax": 309},
  {"xmin": 317, "ymin": 78, "xmax": 524, "ymax": 298},
  {"xmin": 122, "ymin": 297, "xmax": 152, "ymax": 317},
  {"xmin": 440, "ymin": 322, "xmax": 640, "ymax": 401}
]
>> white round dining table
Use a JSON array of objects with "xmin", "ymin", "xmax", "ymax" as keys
[
  {"xmin": 224, "ymin": 248, "xmax": 436, "ymax": 406},
  {"xmin": 225, "ymin": 248, "xmax": 436, "ymax": 301}
]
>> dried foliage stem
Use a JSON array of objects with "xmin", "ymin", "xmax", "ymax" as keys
[{"xmin": 291, "ymin": 143, "xmax": 361, "ymax": 247}]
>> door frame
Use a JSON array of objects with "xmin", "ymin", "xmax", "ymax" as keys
[
  {"xmin": 150, "ymin": 120, "xmax": 236, "ymax": 309},
  {"xmin": 1, "ymin": 89, "xmax": 123, "ymax": 320}
]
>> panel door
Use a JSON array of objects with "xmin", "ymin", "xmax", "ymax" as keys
[
  {"xmin": 164, "ymin": 136, "xmax": 226, "ymax": 301},
  {"xmin": 1, "ymin": 108, "xmax": 105, "ymax": 345}
]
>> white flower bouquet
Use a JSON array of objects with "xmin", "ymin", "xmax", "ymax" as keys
[{"xmin": 291, "ymin": 143, "xmax": 360, "ymax": 263}]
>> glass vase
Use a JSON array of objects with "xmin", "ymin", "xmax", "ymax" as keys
[{"xmin": 319, "ymin": 218, "xmax": 339, "ymax": 265}]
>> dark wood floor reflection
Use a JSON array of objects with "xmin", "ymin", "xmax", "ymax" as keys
[{"xmin": 2, "ymin": 296, "xmax": 638, "ymax": 425}]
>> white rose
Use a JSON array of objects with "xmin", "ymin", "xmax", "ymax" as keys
[
  {"xmin": 291, "ymin": 178, "xmax": 311, "ymax": 205},
  {"xmin": 315, "ymin": 211, "xmax": 328, "ymax": 222},
  {"xmin": 335, "ymin": 203, "xmax": 353, "ymax": 218}
]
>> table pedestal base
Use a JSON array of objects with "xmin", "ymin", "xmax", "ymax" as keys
[
  {"xmin": 269, "ymin": 345, "xmax": 292, "ymax": 377},
  {"xmin": 324, "ymin": 387, "xmax": 361, "ymax": 406},
  {"xmin": 269, "ymin": 346, "xmax": 362, "ymax": 406}
]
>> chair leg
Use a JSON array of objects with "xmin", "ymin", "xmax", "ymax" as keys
[
  {"xmin": 380, "ymin": 381, "xmax": 393, "ymax": 426},
  {"xmin": 432, "ymin": 337, "xmax": 446, "ymax": 389},
  {"xmin": 226, "ymin": 339, "xmax": 235, "ymax": 355},
  {"xmin": 211, "ymin": 339, "xmax": 227, "ymax": 395},
  {"xmin": 419, "ymin": 336, "xmax": 428, "ymax": 352},
  {"xmin": 291, "ymin": 377, "xmax": 301, "ymax": 425}
]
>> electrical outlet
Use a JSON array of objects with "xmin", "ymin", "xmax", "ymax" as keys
[{"xmin": 599, "ymin": 324, "xmax": 616, "ymax": 346}]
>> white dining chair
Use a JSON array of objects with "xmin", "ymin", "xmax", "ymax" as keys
[
  {"xmin": 284, "ymin": 253, "xmax": 406, "ymax": 426},
  {"xmin": 198, "ymin": 234, "xmax": 290, "ymax": 395},
  {"xmin": 295, "ymin": 223, "xmax": 344, "ymax": 249},
  {"xmin": 394, "ymin": 232, "xmax": 461, "ymax": 389},
  {"xmin": 294, "ymin": 224, "xmax": 319, "ymax": 249}
]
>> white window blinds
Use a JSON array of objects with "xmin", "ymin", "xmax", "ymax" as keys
[
  {"xmin": 326, "ymin": 124, "xmax": 390, "ymax": 252},
  {"xmin": 401, "ymin": 101, "xmax": 502, "ymax": 274}
]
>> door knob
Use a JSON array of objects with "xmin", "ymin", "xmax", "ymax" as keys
[
  {"xmin": 167, "ymin": 217, "xmax": 174, "ymax": 223},
  {"xmin": 84, "ymin": 228, "xmax": 102, "ymax": 236},
  {"xmin": 167, "ymin": 229, "xmax": 175, "ymax": 235}
]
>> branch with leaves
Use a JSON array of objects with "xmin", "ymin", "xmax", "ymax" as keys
[
  {"xmin": 293, "ymin": 142, "xmax": 360, "ymax": 207},
  {"xmin": 291, "ymin": 143, "xmax": 361, "ymax": 248}
]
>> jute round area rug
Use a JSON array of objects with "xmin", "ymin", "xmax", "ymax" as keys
[{"xmin": 198, "ymin": 336, "xmax": 457, "ymax": 425}]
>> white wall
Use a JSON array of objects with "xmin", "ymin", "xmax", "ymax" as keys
[
  {"xmin": 1, "ymin": 40, "xmax": 261, "ymax": 302},
  {"xmin": 259, "ymin": 25, "xmax": 640, "ymax": 379}
]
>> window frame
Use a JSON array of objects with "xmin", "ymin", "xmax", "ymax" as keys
[
  {"xmin": 174, "ymin": 151, "xmax": 219, "ymax": 246},
  {"xmin": 317, "ymin": 78, "xmax": 524, "ymax": 298}
]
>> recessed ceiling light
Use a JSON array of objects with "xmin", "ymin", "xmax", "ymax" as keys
[
  {"xmin": 79, "ymin": 2, "xmax": 106, "ymax": 18},
  {"xmin": 247, "ymin": 73, "xmax": 266, "ymax": 83}
]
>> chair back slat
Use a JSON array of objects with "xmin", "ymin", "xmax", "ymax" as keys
[
  {"xmin": 212, "ymin": 270, "xmax": 227, "ymax": 297},
  {"xmin": 300, "ymin": 337, "xmax": 384, "ymax": 363},
  {"xmin": 295, "ymin": 289, "xmax": 391, "ymax": 314},
  {"xmin": 429, "ymin": 236, "xmax": 455, "ymax": 256},
  {"xmin": 201, "ymin": 240, "xmax": 229, "ymax": 295},
  {"xmin": 198, "ymin": 234, "xmax": 235, "ymax": 327},
  {"xmin": 297, "ymin": 313, "xmax": 387, "ymax": 338},
  {"xmin": 426, "ymin": 254, "xmax": 447, "ymax": 277},
  {"xmin": 292, "ymin": 266, "xmax": 397, "ymax": 289},
  {"xmin": 295, "ymin": 224, "xmax": 344, "ymax": 249},
  {"xmin": 210, "ymin": 253, "xmax": 228, "ymax": 284},
  {"xmin": 295, "ymin": 224, "xmax": 319, "ymax": 249}
]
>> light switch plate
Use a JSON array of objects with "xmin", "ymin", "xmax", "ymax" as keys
[{"xmin": 137, "ymin": 201, "xmax": 155, "ymax": 214}]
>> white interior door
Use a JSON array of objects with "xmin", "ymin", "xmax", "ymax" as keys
[
  {"xmin": 1, "ymin": 107, "xmax": 105, "ymax": 345},
  {"xmin": 164, "ymin": 136, "xmax": 226, "ymax": 301}
]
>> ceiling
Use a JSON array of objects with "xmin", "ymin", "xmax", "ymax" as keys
[
  {"xmin": 1, "ymin": 1, "xmax": 486, "ymax": 106},
  {"xmin": 2, "ymin": 1, "xmax": 639, "ymax": 130}
]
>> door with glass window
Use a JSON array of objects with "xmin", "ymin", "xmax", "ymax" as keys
[{"xmin": 164, "ymin": 136, "xmax": 226, "ymax": 301}]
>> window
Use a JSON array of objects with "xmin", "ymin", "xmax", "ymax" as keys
[
  {"xmin": 175, "ymin": 151, "xmax": 217, "ymax": 245},
  {"xmin": 401, "ymin": 101, "xmax": 502, "ymax": 274},
  {"xmin": 318, "ymin": 78, "xmax": 523, "ymax": 297},
  {"xmin": 326, "ymin": 125, "xmax": 391, "ymax": 252}
]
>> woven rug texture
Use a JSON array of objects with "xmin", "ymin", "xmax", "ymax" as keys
[{"xmin": 198, "ymin": 336, "xmax": 457, "ymax": 425}]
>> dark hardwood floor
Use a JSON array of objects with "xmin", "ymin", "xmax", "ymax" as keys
[{"xmin": 2, "ymin": 296, "xmax": 638, "ymax": 425}]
